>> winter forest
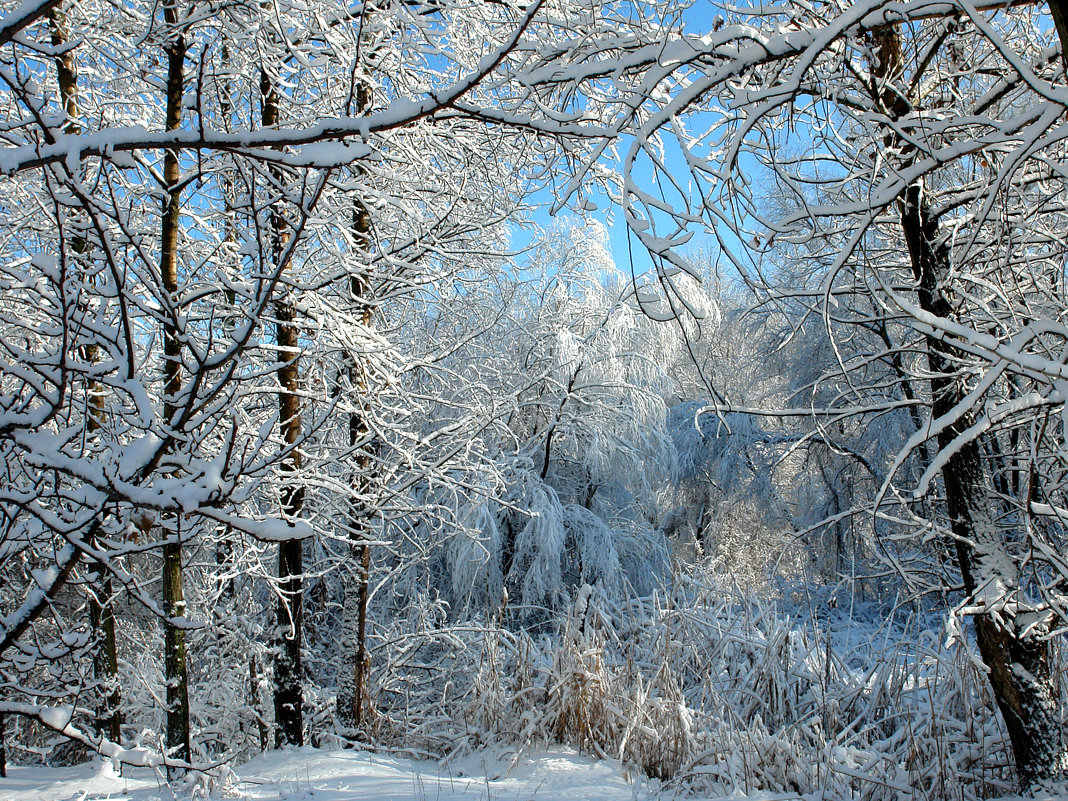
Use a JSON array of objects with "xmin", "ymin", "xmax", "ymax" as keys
[{"xmin": 2, "ymin": 0, "xmax": 1068, "ymax": 799}]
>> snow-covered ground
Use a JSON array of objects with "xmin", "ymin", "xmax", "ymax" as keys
[
  {"xmin": 5, "ymin": 746, "xmax": 1068, "ymax": 801},
  {"xmin": 2, "ymin": 747, "xmax": 656, "ymax": 801}
]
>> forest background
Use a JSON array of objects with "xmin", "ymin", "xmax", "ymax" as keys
[{"xmin": 2, "ymin": 0, "xmax": 1068, "ymax": 797}]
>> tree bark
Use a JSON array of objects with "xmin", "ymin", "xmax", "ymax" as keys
[
  {"xmin": 262, "ymin": 69, "xmax": 304, "ymax": 749},
  {"xmin": 341, "ymin": 185, "xmax": 375, "ymax": 736},
  {"xmin": 88, "ymin": 576, "xmax": 122, "ymax": 745},
  {"xmin": 160, "ymin": 0, "xmax": 190, "ymax": 774},
  {"xmin": 250, "ymin": 656, "xmax": 269, "ymax": 752},
  {"xmin": 350, "ymin": 538, "xmax": 372, "ymax": 732}
]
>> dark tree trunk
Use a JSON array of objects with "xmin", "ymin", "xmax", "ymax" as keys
[
  {"xmin": 867, "ymin": 23, "xmax": 1068, "ymax": 786},
  {"xmin": 161, "ymin": 540, "xmax": 190, "ymax": 770},
  {"xmin": 349, "ymin": 540, "xmax": 372, "ymax": 732},
  {"xmin": 901, "ymin": 184, "xmax": 1067, "ymax": 788},
  {"xmin": 249, "ymin": 656, "xmax": 269, "ymax": 752},
  {"xmin": 160, "ymin": 0, "xmax": 190, "ymax": 774},
  {"xmin": 88, "ymin": 571, "xmax": 122, "ymax": 744},
  {"xmin": 48, "ymin": 4, "xmax": 123, "ymax": 747},
  {"xmin": 262, "ymin": 69, "xmax": 305, "ymax": 749},
  {"xmin": 273, "ymin": 531, "xmax": 303, "ymax": 748},
  {"xmin": 332, "ymin": 68, "xmax": 377, "ymax": 736},
  {"xmin": 339, "ymin": 190, "xmax": 375, "ymax": 735}
]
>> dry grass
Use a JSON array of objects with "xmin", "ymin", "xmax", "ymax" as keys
[{"xmin": 362, "ymin": 572, "xmax": 1064, "ymax": 799}]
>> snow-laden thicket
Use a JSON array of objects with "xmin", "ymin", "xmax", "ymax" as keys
[
  {"xmin": 4, "ymin": 215, "xmax": 1047, "ymax": 801},
  {"xmin": 0, "ymin": 214, "xmax": 880, "ymax": 771},
  {"xmin": 350, "ymin": 573, "xmax": 1060, "ymax": 801},
  {"xmin": 3, "ymin": 0, "xmax": 1068, "ymax": 793},
  {"xmin": 2, "ymin": 211, "xmax": 1062, "ymax": 796}
]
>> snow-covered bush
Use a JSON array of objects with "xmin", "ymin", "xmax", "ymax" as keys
[{"xmin": 339, "ymin": 565, "xmax": 1047, "ymax": 800}]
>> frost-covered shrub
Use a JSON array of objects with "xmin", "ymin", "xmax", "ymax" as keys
[
  {"xmin": 349, "ymin": 567, "xmax": 1046, "ymax": 800},
  {"xmin": 663, "ymin": 404, "xmax": 804, "ymax": 586}
]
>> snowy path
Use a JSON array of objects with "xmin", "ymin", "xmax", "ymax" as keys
[{"xmin": 0, "ymin": 746, "xmax": 656, "ymax": 801}]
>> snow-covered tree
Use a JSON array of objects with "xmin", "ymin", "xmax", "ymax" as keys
[
  {"xmin": 614, "ymin": 0, "xmax": 1068, "ymax": 785},
  {"xmin": 0, "ymin": 0, "xmax": 708, "ymax": 765},
  {"xmin": 374, "ymin": 222, "xmax": 682, "ymax": 620}
]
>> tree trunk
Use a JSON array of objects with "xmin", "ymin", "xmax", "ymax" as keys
[
  {"xmin": 350, "ymin": 540, "xmax": 372, "ymax": 732},
  {"xmin": 88, "ymin": 575, "xmax": 122, "ymax": 744},
  {"xmin": 901, "ymin": 183, "xmax": 1067, "ymax": 788},
  {"xmin": 262, "ymin": 69, "xmax": 304, "ymax": 749},
  {"xmin": 871, "ymin": 24, "xmax": 1067, "ymax": 786},
  {"xmin": 160, "ymin": 0, "xmax": 190, "ymax": 774},
  {"xmin": 323, "ymin": 67, "xmax": 377, "ymax": 736},
  {"xmin": 250, "ymin": 656, "xmax": 269, "ymax": 752},
  {"xmin": 1048, "ymin": 0, "xmax": 1068, "ymax": 71},
  {"xmin": 161, "ymin": 541, "xmax": 190, "ymax": 771},
  {"xmin": 48, "ymin": 3, "xmax": 123, "ymax": 747},
  {"xmin": 340, "ymin": 190, "xmax": 375, "ymax": 735}
]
